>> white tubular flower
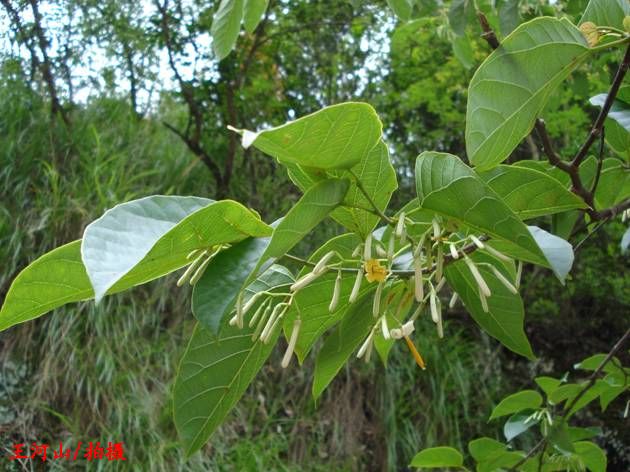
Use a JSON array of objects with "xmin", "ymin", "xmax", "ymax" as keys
[
  {"xmin": 490, "ymin": 266, "xmax": 518, "ymax": 294},
  {"xmin": 373, "ymin": 282, "xmax": 384, "ymax": 316},
  {"xmin": 364, "ymin": 234, "xmax": 372, "ymax": 260},
  {"xmin": 249, "ymin": 298, "xmax": 269, "ymax": 327},
  {"xmin": 357, "ymin": 330, "xmax": 375, "ymax": 359},
  {"xmin": 432, "ymin": 218, "xmax": 441, "ymax": 240},
  {"xmin": 176, "ymin": 250, "xmax": 207, "ymax": 287},
  {"xmin": 435, "ymin": 277, "xmax": 446, "ymax": 292},
  {"xmin": 516, "ymin": 261, "xmax": 523, "ymax": 288},
  {"xmin": 235, "ymin": 292, "xmax": 245, "ymax": 328},
  {"xmin": 260, "ymin": 302, "xmax": 284, "ymax": 343},
  {"xmin": 364, "ymin": 337, "xmax": 374, "ymax": 363},
  {"xmin": 387, "ymin": 236, "xmax": 395, "ymax": 261},
  {"xmin": 314, "ymin": 251, "xmax": 336, "ymax": 274},
  {"xmin": 281, "ymin": 319, "xmax": 301, "ymax": 369},
  {"xmin": 252, "ymin": 303, "xmax": 273, "ymax": 341},
  {"xmin": 435, "ymin": 244, "xmax": 444, "ymax": 280},
  {"xmin": 401, "ymin": 320, "xmax": 415, "ymax": 336},
  {"xmin": 484, "ymin": 244, "xmax": 512, "ymax": 262},
  {"xmin": 329, "ymin": 271, "xmax": 342, "ymax": 312},
  {"xmin": 479, "ymin": 288, "xmax": 489, "ymax": 313},
  {"xmin": 352, "ymin": 244, "xmax": 362, "ymax": 258},
  {"xmin": 414, "ymin": 255, "xmax": 424, "ymax": 302},
  {"xmin": 437, "ymin": 315, "xmax": 444, "ymax": 339},
  {"xmin": 290, "ymin": 271, "xmax": 321, "ymax": 292},
  {"xmin": 229, "ymin": 314, "xmax": 238, "ymax": 326},
  {"xmin": 449, "ymin": 243, "xmax": 459, "ymax": 260},
  {"xmin": 242, "ymin": 292, "xmax": 263, "ymax": 317},
  {"xmin": 464, "ymin": 256, "xmax": 491, "ymax": 298},
  {"xmin": 189, "ymin": 253, "xmax": 215, "ymax": 286},
  {"xmin": 381, "ymin": 316, "xmax": 391, "ymax": 340},
  {"xmin": 349, "ymin": 267, "xmax": 363, "ymax": 303},
  {"xmin": 395, "ymin": 212, "xmax": 406, "ymax": 238},
  {"xmin": 187, "ymin": 248, "xmax": 203, "ymax": 260},
  {"xmin": 470, "ymin": 235, "xmax": 485, "ymax": 249},
  {"xmin": 449, "ymin": 292, "xmax": 459, "ymax": 309},
  {"xmin": 430, "ymin": 286, "xmax": 440, "ymax": 324},
  {"xmin": 390, "ymin": 328, "xmax": 403, "ymax": 339}
]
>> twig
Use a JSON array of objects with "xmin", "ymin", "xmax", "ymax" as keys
[{"xmin": 508, "ymin": 327, "xmax": 630, "ymax": 471}]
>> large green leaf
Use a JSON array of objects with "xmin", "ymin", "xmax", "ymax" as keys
[
  {"xmin": 468, "ymin": 437, "xmax": 507, "ymax": 462},
  {"xmin": 288, "ymin": 140, "xmax": 398, "ymax": 238},
  {"xmin": 192, "ymin": 237, "xmax": 271, "ymax": 334},
  {"xmin": 387, "ymin": 0, "xmax": 413, "ymax": 21},
  {"xmin": 466, "ymin": 17, "xmax": 590, "ymax": 170},
  {"xmin": 211, "ymin": 0, "xmax": 244, "ymax": 60},
  {"xmin": 409, "ymin": 447, "xmax": 464, "ymax": 468},
  {"xmin": 243, "ymin": 0, "xmax": 267, "ymax": 33},
  {"xmin": 415, "ymin": 152, "xmax": 546, "ymax": 265},
  {"xmin": 312, "ymin": 293, "xmax": 374, "ymax": 400},
  {"xmin": 236, "ymin": 102, "xmax": 382, "ymax": 170},
  {"xmin": 590, "ymin": 93, "xmax": 630, "ymax": 161},
  {"xmin": 580, "ymin": 0, "xmax": 630, "ymax": 30},
  {"xmin": 449, "ymin": 0, "xmax": 476, "ymax": 36},
  {"xmin": 574, "ymin": 441, "xmax": 607, "ymax": 472},
  {"xmin": 479, "ymin": 165, "xmax": 587, "ymax": 219},
  {"xmin": 489, "ymin": 390, "xmax": 543, "ymax": 420},
  {"xmin": 81, "ymin": 196, "xmax": 271, "ymax": 302},
  {"xmin": 282, "ymin": 234, "xmax": 377, "ymax": 362},
  {"xmin": 173, "ymin": 320, "xmax": 278, "ymax": 456},
  {"xmin": 445, "ymin": 252, "xmax": 535, "ymax": 359},
  {"xmin": 594, "ymin": 160, "xmax": 630, "ymax": 208},
  {"xmin": 0, "ymin": 241, "xmax": 92, "ymax": 331}
]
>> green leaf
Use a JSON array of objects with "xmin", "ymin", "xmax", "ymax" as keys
[
  {"xmin": 243, "ymin": 0, "xmax": 267, "ymax": 33},
  {"xmin": 594, "ymin": 160, "xmax": 630, "ymax": 208},
  {"xmin": 479, "ymin": 165, "xmax": 587, "ymax": 219},
  {"xmin": 477, "ymin": 451, "xmax": 524, "ymax": 472},
  {"xmin": 497, "ymin": 0, "xmax": 520, "ymax": 36},
  {"xmin": 192, "ymin": 237, "xmax": 271, "ymax": 334},
  {"xmin": 211, "ymin": 0, "xmax": 245, "ymax": 60},
  {"xmin": 237, "ymin": 102, "xmax": 383, "ymax": 170},
  {"xmin": 574, "ymin": 441, "xmax": 607, "ymax": 472},
  {"xmin": 451, "ymin": 35, "xmax": 475, "ymax": 69},
  {"xmin": 312, "ymin": 293, "xmax": 375, "ymax": 400},
  {"xmin": 415, "ymin": 152, "xmax": 546, "ymax": 265},
  {"xmin": 387, "ymin": 0, "xmax": 413, "ymax": 21},
  {"xmin": 490, "ymin": 390, "xmax": 543, "ymax": 420},
  {"xmin": 263, "ymin": 178, "xmax": 350, "ymax": 260},
  {"xmin": 568, "ymin": 426, "xmax": 602, "ymax": 442},
  {"xmin": 81, "ymin": 196, "xmax": 270, "ymax": 302},
  {"xmin": 466, "ymin": 17, "xmax": 591, "ymax": 170},
  {"xmin": 173, "ymin": 320, "xmax": 278, "ymax": 456},
  {"xmin": 535, "ymin": 376, "xmax": 562, "ymax": 397},
  {"xmin": 449, "ymin": 0, "xmax": 476, "ymax": 36},
  {"xmin": 409, "ymin": 447, "xmax": 464, "ymax": 468},
  {"xmin": 445, "ymin": 252, "xmax": 535, "ymax": 359},
  {"xmin": 580, "ymin": 0, "xmax": 630, "ymax": 30},
  {"xmin": 468, "ymin": 437, "xmax": 507, "ymax": 462},
  {"xmin": 548, "ymin": 421, "xmax": 575, "ymax": 453},
  {"xmin": 504, "ymin": 412, "xmax": 538, "ymax": 441},
  {"xmin": 527, "ymin": 226, "xmax": 574, "ymax": 283},
  {"xmin": 288, "ymin": 139, "xmax": 397, "ymax": 238},
  {"xmin": 574, "ymin": 353, "xmax": 623, "ymax": 374},
  {"xmin": 0, "ymin": 241, "xmax": 92, "ymax": 332}
]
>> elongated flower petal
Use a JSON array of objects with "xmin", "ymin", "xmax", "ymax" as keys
[
  {"xmin": 252, "ymin": 303, "xmax": 273, "ymax": 341},
  {"xmin": 470, "ymin": 235, "xmax": 485, "ymax": 249},
  {"xmin": 414, "ymin": 257, "xmax": 423, "ymax": 302},
  {"xmin": 449, "ymin": 292, "xmax": 459, "ymax": 309},
  {"xmin": 329, "ymin": 271, "xmax": 342, "ymax": 312},
  {"xmin": 364, "ymin": 234, "xmax": 372, "ymax": 260},
  {"xmin": 430, "ymin": 287, "xmax": 439, "ymax": 323},
  {"xmin": 516, "ymin": 261, "xmax": 523, "ymax": 288},
  {"xmin": 435, "ymin": 244, "xmax": 444, "ymax": 280},
  {"xmin": 404, "ymin": 335, "xmax": 426, "ymax": 370},
  {"xmin": 249, "ymin": 298, "xmax": 270, "ymax": 327},
  {"xmin": 281, "ymin": 319, "xmax": 301, "ymax": 368},
  {"xmin": 401, "ymin": 320, "xmax": 415, "ymax": 336},
  {"xmin": 464, "ymin": 257, "xmax": 491, "ymax": 297},
  {"xmin": 449, "ymin": 243, "xmax": 459, "ymax": 260},
  {"xmin": 290, "ymin": 271, "xmax": 321, "ymax": 292},
  {"xmin": 189, "ymin": 254, "xmax": 214, "ymax": 286},
  {"xmin": 381, "ymin": 316, "xmax": 390, "ymax": 340},
  {"xmin": 484, "ymin": 244, "xmax": 512, "ymax": 262},
  {"xmin": 490, "ymin": 266, "xmax": 518, "ymax": 294},
  {"xmin": 479, "ymin": 288, "xmax": 489, "ymax": 313},
  {"xmin": 357, "ymin": 330, "xmax": 375, "ymax": 358},
  {"xmin": 349, "ymin": 267, "xmax": 363, "ymax": 303},
  {"xmin": 395, "ymin": 212, "xmax": 406, "ymax": 237},
  {"xmin": 176, "ymin": 250, "xmax": 207, "ymax": 287},
  {"xmin": 314, "ymin": 251, "xmax": 335, "ymax": 274}
]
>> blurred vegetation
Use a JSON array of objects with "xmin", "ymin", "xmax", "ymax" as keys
[{"xmin": 0, "ymin": 0, "xmax": 628, "ymax": 470}]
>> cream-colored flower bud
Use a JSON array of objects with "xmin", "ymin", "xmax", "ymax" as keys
[
  {"xmin": 464, "ymin": 256, "xmax": 491, "ymax": 298},
  {"xmin": 281, "ymin": 319, "xmax": 301, "ymax": 368},
  {"xmin": 349, "ymin": 266, "xmax": 363, "ymax": 303},
  {"xmin": 449, "ymin": 243, "xmax": 459, "ymax": 260},
  {"xmin": 329, "ymin": 271, "xmax": 342, "ymax": 312},
  {"xmin": 314, "ymin": 251, "xmax": 336, "ymax": 274},
  {"xmin": 381, "ymin": 316, "xmax": 391, "ymax": 340},
  {"xmin": 364, "ymin": 234, "xmax": 372, "ymax": 260}
]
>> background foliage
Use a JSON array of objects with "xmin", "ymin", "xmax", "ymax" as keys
[{"xmin": 0, "ymin": 0, "xmax": 628, "ymax": 470}]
